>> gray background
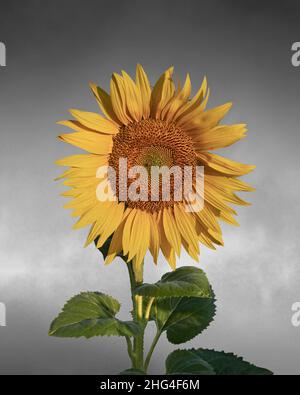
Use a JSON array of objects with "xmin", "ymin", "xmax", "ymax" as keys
[{"xmin": 0, "ymin": 0, "xmax": 300, "ymax": 375}]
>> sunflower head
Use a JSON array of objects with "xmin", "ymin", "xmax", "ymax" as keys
[{"xmin": 56, "ymin": 65, "xmax": 255, "ymax": 280}]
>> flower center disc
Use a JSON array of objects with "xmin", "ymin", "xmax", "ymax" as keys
[{"xmin": 109, "ymin": 119, "xmax": 197, "ymax": 212}]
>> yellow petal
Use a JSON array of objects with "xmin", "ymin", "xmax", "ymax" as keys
[
  {"xmin": 85, "ymin": 220, "xmax": 105, "ymax": 247},
  {"xmin": 121, "ymin": 70, "xmax": 143, "ymax": 122},
  {"xmin": 58, "ymin": 131, "xmax": 112, "ymax": 155},
  {"xmin": 127, "ymin": 210, "xmax": 150, "ymax": 261},
  {"xmin": 197, "ymin": 152, "xmax": 256, "ymax": 176},
  {"xmin": 64, "ymin": 193, "xmax": 97, "ymax": 210},
  {"xmin": 70, "ymin": 201, "xmax": 99, "ymax": 218},
  {"xmin": 194, "ymin": 219, "xmax": 217, "ymax": 250},
  {"xmin": 56, "ymin": 154, "xmax": 108, "ymax": 168},
  {"xmin": 181, "ymin": 237, "xmax": 200, "ymax": 261},
  {"xmin": 150, "ymin": 66, "xmax": 175, "ymax": 119},
  {"xmin": 89, "ymin": 83, "xmax": 121, "ymax": 126},
  {"xmin": 174, "ymin": 204, "xmax": 199, "ymax": 254},
  {"xmin": 95, "ymin": 202, "xmax": 125, "ymax": 248},
  {"xmin": 225, "ymin": 177, "xmax": 255, "ymax": 192},
  {"xmin": 205, "ymin": 174, "xmax": 251, "ymax": 206},
  {"xmin": 110, "ymin": 73, "xmax": 132, "ymax": 124},
  {"xmin": 192, "ymin": 204, "xmax": 221, "ymax": 234},
  {"xmin": 136, "ymin": 64, "xmax": 151, "ymax": 119},
  {"xmin": 105, "ymin": 209, "xmax": 131, "ymax": 264},
  {"xmin": 180, "ymin": 73, "xmax": 192, "ymax": 100},
  {"xmin": 163, "ymin": 208, "xmax": 181, "ymax": 256},
  {"xmin": 206, "ymin": 178, "xmax": 251, "ymax": 206},
  {"xmin": 61, "ymin": 188, "xmax": 82, "ymax": 197},
  {"xmin": 194, "ymin": 123, "xmax": 247, "ymax": 151},
  {"xmin": 208, "ymin": 228, "xmax": 224, "ymax": 246},
  {"xmin": 57, "ymin": 120, "xmax": 98, "ymax": 133},
  {"xmin": 149, "ymin": 214, "xmax": 160, "ymax": 264},
  {"xmin": 161, "ymin": 74, "xmax": 191, "ymax": 122},
  {"xmin": 157, "ymin": 211, "xmax": 176, "ymax": 269},
  {"xmin": 173, "ymin": 76, "xmax": 208, "ymax": 121},
  {"xmin": 122, "ymin": 209, "xmax": 136, "ymax": 255},
  {"xmin": 202, "ymin": 184, "xmax": 236, "ymax": 214},
  {"xmin": 218, "ymin": 210, "xmax": 239, "ymax": 226},
  {"xmin": 132, "ymin": 257, "xmax": 144, "ymax": 283},
  {"xmin": 73, "ymin": 201, "xmax": 113, "ymax": 229},
  {"xmin": 131, "ymin": 212, "xmax": 150, "ymax": 279},
  {"xmin": 179, "ymin": 102, "xmax": 232, "ymax": 131},
  {"xmin": 63, "ymin": 177, "xmax": 99, "ymax": 189},
  {"xmin": 68, "ymin": 109, "xmax": 118, "ymax": 134},
  {"xmin": 55, "ymin": 167, "xmax": 98, "ymax": 180}
]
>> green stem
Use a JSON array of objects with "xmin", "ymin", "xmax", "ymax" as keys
[
  {"xmin": 126, "ymin": 261, "xmax": 145, "ymax": 371},
  {"xmin": 127, "ymin": 261, "xmax": 136, "ymax": 308},
  {"xmin": 133, "ymin": 328, "xmax": 144, "ymax": 370},
  {"xmin": 144, "ymin": 329, "xmax": 162, "ymax": 372},
  {"xmin": 126, "ymin": 260, "xmax": 159, "ymax": 372},
  {"xmin": 125, "ymin": 336, "xmax": 134, "ymax": 363}
]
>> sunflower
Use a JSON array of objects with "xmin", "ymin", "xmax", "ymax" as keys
[{"xmin": 56, "ymin": 65, "xmax": 255, "ymax": 281}]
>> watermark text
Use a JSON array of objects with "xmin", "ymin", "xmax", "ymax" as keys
[
  {"xmin": 0, "ymin": 302, "xmax": 6, "ymax": 326},
  {"xmin": 291, "ymin": 42, "xmax": 300, "ymax": 67},
  {"xmin": 291, "ymin": 302, "xmax": 300, "ymax": 327},
  {"xmin": 95, "ymin": 159, "xmax": 204, "ymax": 212},
  {"xmin": 0, "ymin": 42, "xmax": 6, "ymax": 67}
]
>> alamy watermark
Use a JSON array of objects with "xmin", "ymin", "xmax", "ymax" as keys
[
  {"xmin": 291, "ymin": 42, "xmax": 300, "ymax": 67},
  {"xmin": 291, "ymin": 302, "xmax": 300, "ymax": 327},
  {"xmin": 0, "ymin": 42, "xmax": 6, "ymax": 67},
  {"xmin": 0, "ymin": 302, "xmax": 6, "ymax": 327},
  {"xmin": 95, "ymin": 159, "xmax": 205, "ymax": 212}
]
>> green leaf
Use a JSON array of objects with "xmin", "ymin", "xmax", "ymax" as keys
[
  {"xmin": 49, "ymin": 292, "xmax": 141, "ymax": 338},
  {"xmin": 119, "ymin": 368, "xmax": 146, "ymax": 375},
  {"xmin": 143, "ymin": 267, "xmax": 216, "ymax": 344},
  {"xmin": 152, "ymin": 295, "xmax": 216, "ymax": 344},
  {"xmin": 166, "ymin": 349, "xmax": 273, "ymax": 375},
  {"xmin": 135, "ymin": 266, "xmax": 213, "ymax": 298},
  {"xmin": 166, "ymin": 349, "xmax": 215, "ymax": 375}
]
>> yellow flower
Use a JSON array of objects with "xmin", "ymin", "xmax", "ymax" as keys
[{"xmin": 56, "ymin": 65, "xmax": 255, "ymax": 280}]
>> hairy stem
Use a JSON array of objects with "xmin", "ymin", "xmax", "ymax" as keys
[
  {"xmin": 126, "ymin": 260, "xmax": 160, "ymax": 372},
  {"xmin": 127, "ymin": 261, "xmax": 137, "ymax": 307},
  {"xmin": 125, "ymin": 336, "xmax": 134, "ymax": 363},
  {"xmin": 126, "ymin": 261, "xmax": 145, "ymax": 371},
  {"xmin": 144, "ymin": 329, "xmax": 162, "ymax": 372}
]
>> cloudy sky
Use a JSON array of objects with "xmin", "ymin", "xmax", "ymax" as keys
[{"xmin": 0, "ymin": 0, "xmax": 300, "ymax": 374}]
